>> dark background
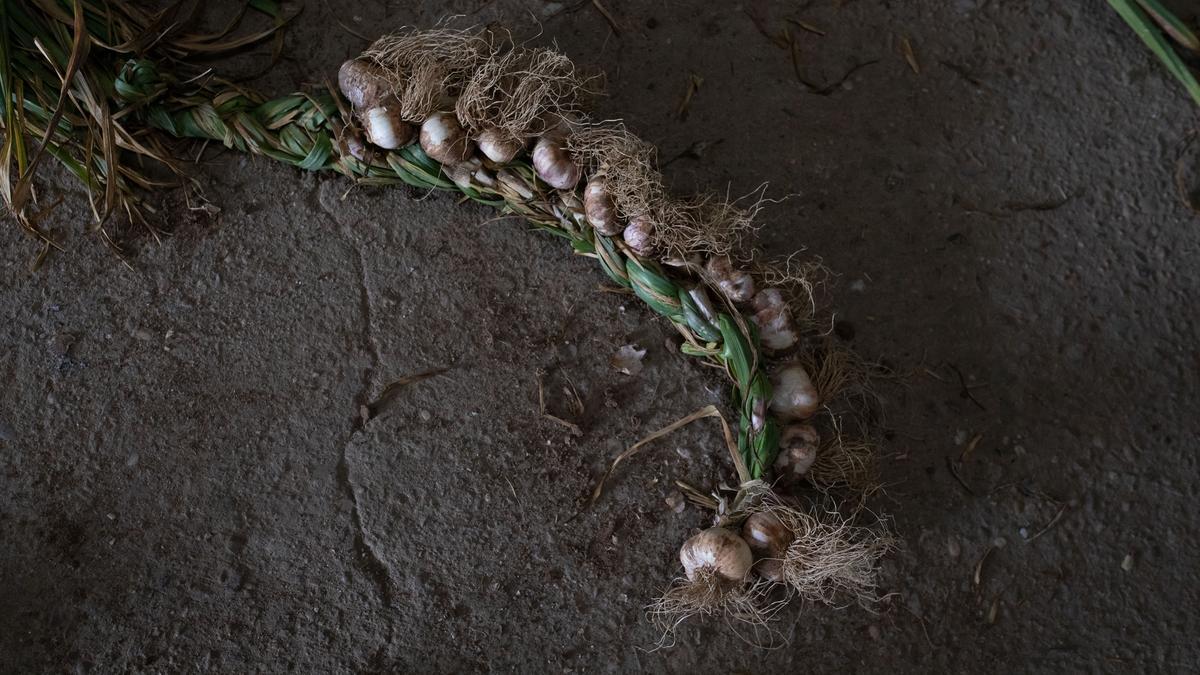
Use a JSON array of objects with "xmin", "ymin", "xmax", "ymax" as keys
[{"xmin": 2, "ymin": 1, "xmax": 1198, "ymax": 672}]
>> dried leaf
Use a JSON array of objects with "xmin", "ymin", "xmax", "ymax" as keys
[
  {"xmin": 611, "ymin": 344, "xmax": 647, "ymax": 375},
  {"xmin": 901, "ymin": 36, "xmax": 920, "ymax": 74}
]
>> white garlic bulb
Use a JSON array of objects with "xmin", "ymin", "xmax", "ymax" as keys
[
  {"xmin": 338, "ymin": 59, "xmax": 389, "ymax": 110},
  {"xmin": 773, "ymin": 423, "xmax": 820, "ymax": 477},
  {"xmin": 680, "ymin": 527, "xmax": 753, "ymax": 582},
  {"xmin": 769, "ymin": 362, "xmax": 819, "ymax": 419},
  {"xmin": 584, "ymin": 179, "xmax": 623, "ymax": 235},
  {"xmin": 704, "ymin": 256, "xmax": 756, "ymax": 304},
  {"xmin": 741, "ymin": 511, "xmax": 793, "ymax": 557},
  {"xmin": 751, "ymin": 288, "xmax": 798, "ymax": 351},
  {"xmin": 533, "ymin": 133, "xmax": 581, "ymax": 190},
  {"xmin": 623, "ymin": 215, "xmax": 654, "ymax": 256},
  {"xmin": 420, "ymin": 113, "xmax": 474, "ymax": 165},
  {"xmin": 361, "ymin": 103, "xmax": 414, "ymax": 150},
  {"xmin": 477, "ymin": 128, "xmax": 524, "ymax": 164}
]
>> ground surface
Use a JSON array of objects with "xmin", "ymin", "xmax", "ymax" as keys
[{"xmin": 3, "ymin": 1, "xmax": 1199, "ymax": 672}]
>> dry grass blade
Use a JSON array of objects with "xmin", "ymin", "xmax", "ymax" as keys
[
  {"xmin": 9, "ymin": 1, "xmax": 89, "ymax": 221},
  {"xmin": 900, "ymin": 36, "xmax": 920, "ymax": 74},
  {"xmin": 590, "ymin": 404, "xmax": 746, "ymax": 506},
  {"xmin": 362, "ymin": 366, "xmax": 449, "ymax": 422}
]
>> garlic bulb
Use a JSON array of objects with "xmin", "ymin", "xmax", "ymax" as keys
[
  {"xmin": 751, "ymin": 288, "xmax": 798, "ymax": 351},
  {"xmin": 704, "ymin": 256, "xmax": 755, "ymax": 304},
  {"xmin": 755, "ymin": 558, "xmax": 784, "ymax": 582},
  {"xmin": 741, "ymin": 511, "xmax": 794, "ymax": 557},
  {"xmin": 477, "ymin": 128, "xmax": 524, "ymax": 164},
  {"xmin": 420, "ymin": 113, "xmax": 474, "ymax": 165},
  {"xmin": 680, "ymin": 527, "xmax": 753, "ymax": 582},
  {"xmin": 338, "ymin": 59, "xmax": 390, "ymax": 109},
  {"xmin": 623, "ymin": 215, "xmax": 654, "ymax": 256},
  {"xmin": 338, "ymin": 127, "xmax": 368, "ymax": 161},
  {"xmin": 769, "ymin": 362, "xmax": 819, "ymax": 419},
  {"xmin": 361, "ymin": 103, "xmax": 415, "ymax": 150},
  {"xmin": 584, "ymin": 179, "xmax": 623, "ymax": 235},
  {"xmin": 533, "ymin": 133, "xmax": 581, "ymax": 190},
  {"xmin": 773, "ymin": 423, "xmax": 820, "ymax": 477}
]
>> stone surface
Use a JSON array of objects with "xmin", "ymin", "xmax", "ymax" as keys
[{"xmin": 2, "ymin": 0, "xmax": 1199, "ymax": 672}]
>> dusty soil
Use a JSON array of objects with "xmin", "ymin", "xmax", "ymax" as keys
[{"xmin": 3, "ymin": 0, "xmax": 1199, "ymax": 672}]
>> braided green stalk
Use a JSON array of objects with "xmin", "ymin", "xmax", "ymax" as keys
[{"xmin": 114, "ymin": 60, "xmax": 782, "ymax": 479}]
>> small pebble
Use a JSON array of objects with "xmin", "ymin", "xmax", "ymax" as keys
[
  {"xmin": 993, "ymin": 537, "xmax": 1008, "ymax": 549},
  {"xmin": 1013, "ymin": 444, "xmax": 1026, "ymax": 456},
  {"xmin": 419, "ymin": 410, "xmax": 431, "ymax": 422},
  {"xmin": 953, "ymin": 429, "xmax": 968, "ymax": 445},
  {"xmin": 947, "ymin": 537, "xmax": 961, "ymax": 558},
  {"xmin": 1121, "ymin": 553, "xmax": 1135, "ymax": 572},
  {"xmin": 664, "ymin": 492, "xmax": 686, "ymax": 514}
]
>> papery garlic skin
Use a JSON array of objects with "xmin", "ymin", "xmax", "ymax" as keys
[
  {"xmin": 680, "ymin": 527, "xmax": 753, "ymax": 582},
  {"xmin": 769, "ymin": 362, "xmax": 819, "ymax": 419},
  {"xmin": 773, "ymin": 423, "xmax": 820, "ymax": 477},
  {"xmin": 420, "ymin": 113, "xmax": 474, "ymax": 164},
  {"xmin": 338, "ymin": 59, "xmax": 389, "ymax": 110},
  {"xmin": 362, "ymin": 104, "xmax": 414, "ymax": 150},
  {"xmin": 704, "ymin": 256, "xmax": 756, "ymax": 304},
  {"xmin": 741, "ymin": 511, "xmax": 793, "ymax": 557},
  {"xmin": 623, "ymin": 215, "xmax": 654, "ymax": 256},
  {"xmin": 477, "ymin": 128, "xmax": 523, "ymax": 164},
  {"xmin": 532, "ymin": 134, "xmax": 581, "ymax": 190},
  {"xmin": 584, "ymin": 179, "xmax": 623, "ymax": 235},
  {"xmin": 751, "ymin": 288, "xmax": 799, "ymax": 351}
]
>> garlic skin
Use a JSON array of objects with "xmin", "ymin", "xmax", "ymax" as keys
[
  {"xmin": 339, "ymin": 127, "xmax": 368, "ymax": 161},
  {"xmin": 623, "ymin": 215, "xmax": 654, "ymax": 256},
  {"xmin": 755, "ymin": 558, "xmax": 784, "ymax": 582},
  {"xmin": 680, "ymin": 527, "xmax": 753, "ymax": 582},
  {"xmin": 751, "ymin": 288, "xmax": 799, "ymax": 351},
  {"xmin": 532, "ymin": 133, "xmax": 581, "ymax": 190},
  {"xmin": 742, "ymin": 512, "xmax": 793, "ymax": 557},
  {"xmin": 361, "ymin": 104, "xmax": 415, "ymax": 150},
  {"xmin": 477, "ymin": 128, "xmax": 524, "ymax": 164},
  {"xmin": 420, "ymin": 113, "xmax": 474, "ymax": 165},
  {"xmin": 584, "ymin": 179, "xmax": 623, "ymax": 235},
  {"xmin": 338, "ymin": 59, "xmax": 390, "ymax": 109},
  {"xmin": 773, "ymin": 423, "xmax": 820, "ymax": 477},
  {"xmin": 769, "ymin": 362, "xmax": 819, "ymax": 419},
  {"xmin": 444, "ymin": 157, "xmax": 482, "ymax": 191},
  {"xmin": 704, "ymin": 256, "xmax": 756, "ymax": 304}
]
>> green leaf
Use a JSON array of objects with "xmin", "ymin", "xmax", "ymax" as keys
[
  {"xmin": 1109, "ymin": 0, "xmax": 1200, "ymax": 106},
  {"xmin": 1136, "ymin": 0, "xmax": 1200, "ymax": 52}
]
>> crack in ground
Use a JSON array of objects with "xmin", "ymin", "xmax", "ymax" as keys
[
  {"xmin": 316, "ymin": 200, "xmax": 399, "ymax": 647},
  {"xmin": 336, "ymin": 439, "xmax": 396, "ymax": 610}
]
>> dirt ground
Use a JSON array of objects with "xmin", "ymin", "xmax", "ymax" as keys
[{"xmin": 3, "ymin": 0, "xmax": 1199, "ymax": 672}]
